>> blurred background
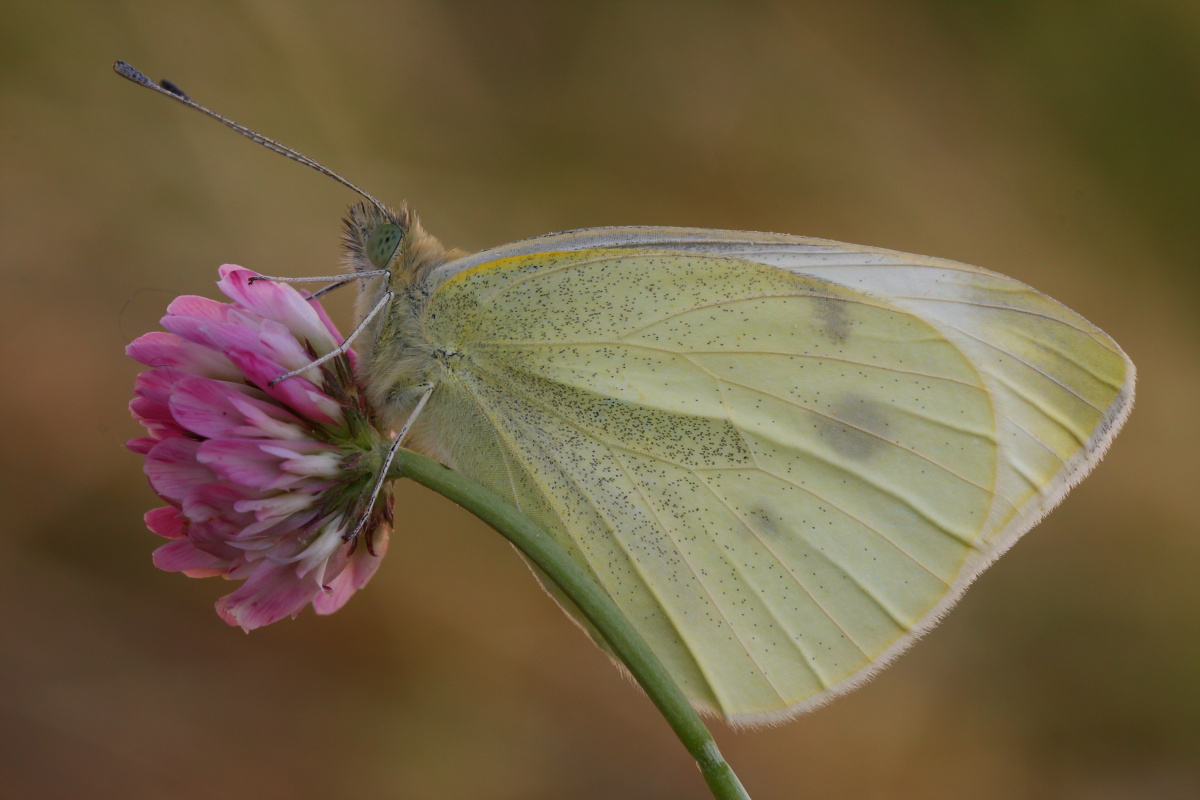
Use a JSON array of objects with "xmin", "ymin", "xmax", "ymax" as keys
[{"xmin": 1, "ymin": 1, "xmax": 1197, "ymax": 798}]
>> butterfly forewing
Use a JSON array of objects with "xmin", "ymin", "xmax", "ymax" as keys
[
  {"xmin": 627, "ymin": 231, "xmax": 1135, "ymax": 552},
  {"xmin": 405, "ymin": 234, "xmax": 1132, "ymax": 723}
]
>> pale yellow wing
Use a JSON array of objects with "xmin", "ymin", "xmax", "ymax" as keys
[{"xmin": 416, "ymin": 231, "xmax": 1133, "ymax": 725}]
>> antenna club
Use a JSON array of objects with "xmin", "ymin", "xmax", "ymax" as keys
[{"xmin": 113, "ymin": 60, "xmax": 152, "ymax": 86}]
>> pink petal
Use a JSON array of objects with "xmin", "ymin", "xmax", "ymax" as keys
[
  {"xmin": 130, "ymin": 393, "xmax": 173, "ymax": 424},
  {"xmin": 218, "ymin": 266, "xmax": 338, "ymax": 354},
  {"xmin": 145, "ymin": 506, "xmax": 187, "ymax": 539},
  {"xmin": 214, "ymin": 559, "xmax": 321, "ymax": 631},
  {"xmin": 130, "ymin": 394, "xmax": 187, "ymax": 441},
  {"xmin": 127, "ymin": 437, "xmax": 159, "ymax": 454},
  {"xmin": 130, "ymin": 370, "xmax": 202, "ymax": 438},
  {"xmin": 239, "ymin": 505, "xmax": 324, "ymax": 543},
  {"xmin": 153, "ymin": 538, "xmax": 230, "ymax": 577},
  {"xmin": 159, "ymin": 314, "xmax": 237, "ymax": 355},
  {"xmin": 234, "ymin": 491, "xmax": 317, "ymax": 527},
  {"xmin": 183, "ymin": 525, "xmax": 255, "ymax": 563},
  {"xmin": 307, "ymin": 293, "xmax": 347, "ymax": 346},
  {"xmin": 225, "ymin": 393, "xmax": 312, "ymax": 441},
  {"xmin": 133, "ymin": 367, "xmax": 184, "ymax": 406},
  {"xmin": 253, "ymin": 317, "xmax": 324, "ymax": 372},
  {"xmin": 180, "ymin": 482, "xmax": 260, "ymax": 529},
  {"xmin": 229, "ymin": 349, "xmax": 341, "ymax": 425},
  {"xmin": 292, "ymin": 523, "xmax": 349, "ymax": 580},
  {"xmin": 164, "ymin": 294, "xmax": 232, "ymax": 324},
  {"xmin": 177, "ymin": 315, "xmax": 305, "ymax": 373},
  {"xmin": 313, "ymin": 528, "xmax": 389, "ymax": 615},
  {"xmin": 197, "ymin": 439, "xmax": 296, "ymax": 490},
  {"xmin": 169, "ymin": 375, "xmax": 302, "ymax": 440},
  {"xmin": 262, "ymin": 445, "xmax": 343, "ymax": 479},
  {"xmin": 145, "ymin": 438, "xmax": 212, "ymax": 503},
  {"xmin": 127, "ymin": 331, "xmax": 242, "ymax": 381}
]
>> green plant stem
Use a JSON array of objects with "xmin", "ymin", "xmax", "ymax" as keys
[{"xmin": 391, "ymin": 448, "xmax": 751, "ymax": 800}]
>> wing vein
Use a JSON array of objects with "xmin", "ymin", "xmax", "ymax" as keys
[
  {"xmin": 688, "ymin": 475, "xmax": 886, "ymax": 657},
  {"xmin": 616, "ymin": 292, "xmax": 896, "ymax": 341},
  {"xmin": 895, "ymin": 294, "xmax": 1118, "ymax": 349},
  {"xmin": 927, "ymin": 322, "xmax": 1098, "ymax": 444},
  {"xmin": 1005, "ymin": 327, "xmax": 1125, "ymax": 391},
  {"xmin": 609, "ymin": 449, "xmax": 795, "ymax": 699},
  {"xmin": 468, "ymin": 354, "xmax": 982, "ymax": 548},
  {"xmin": 439, "ymin": 383, "xmax": 526, "ymax": 511},
  {"xmin": 681, "ymin": 353, "xmax": 993, "ymax": 492},
  {"xmin": 453, "ymin": 373, "xmax": 727, "ymax": 706},
  {"xmin": 476, "ymin": 339, "xmax": 986, "ymax": 390}
]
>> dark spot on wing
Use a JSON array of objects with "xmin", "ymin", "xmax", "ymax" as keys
[
  {"xmin": 814, "ymin": 395, "xmax": 892, "ymax": 461},
  {"xmin": 815, "ymin": 296, "xmax": 851, "ymax": 343}
]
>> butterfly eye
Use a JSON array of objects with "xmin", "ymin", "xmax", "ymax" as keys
[{"xmin": 366, "ymin": 223, "xmax": 403, "ymax": 269}]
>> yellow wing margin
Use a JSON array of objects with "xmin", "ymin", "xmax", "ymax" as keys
[{"xmin": 418, "ymin": 234, "xmax": 1133, "ymax": 725}]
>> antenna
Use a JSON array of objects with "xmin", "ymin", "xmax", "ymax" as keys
[{"xmin": 113, "ymin": 60, "xmax": 391, "ymax": 217}]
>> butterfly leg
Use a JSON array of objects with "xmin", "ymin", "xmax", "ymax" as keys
[
  {"xmin": 267, "ymin": 289, "xmax": 394, "ymax": 387},
  {"xmin": 307, "ymin": 279, "xmax": 353, "ymax": 300},
  {"xmin": 249, "ymin": 270, "xmax": 390, "ymax": 301},
  {"xmin": 344, "ymin": 381, "xmax": 436, "ymax": 542}
]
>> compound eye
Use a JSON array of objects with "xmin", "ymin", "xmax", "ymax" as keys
[{"xmin": 366, "ymin": 223, "xmax": 403, "ymax": 269}]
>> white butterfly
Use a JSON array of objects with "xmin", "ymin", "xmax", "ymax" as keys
[{"xmin": 118, "ymin": 61, "xmax": 1134, "ymax": 726}]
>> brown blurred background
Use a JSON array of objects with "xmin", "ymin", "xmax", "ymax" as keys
[{"xmin": 2, "ymin": 2, "xmax": 1197, "ymax": 798}]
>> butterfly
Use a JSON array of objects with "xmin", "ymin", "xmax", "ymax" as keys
[{"xmin": 116, "ymin": 61, "xmax": 1134, "ymax": 725}]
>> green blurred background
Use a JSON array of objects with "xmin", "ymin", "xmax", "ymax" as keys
[{"xmin": 2, "ymin": 2, "xmax": 1196, "ymax": 798}]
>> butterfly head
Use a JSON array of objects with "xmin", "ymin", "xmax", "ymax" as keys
[
  {"xmin": 342, "ymin": 202, "xmax": 409, "ymax": 272},
  {"xmin": 342, "ymin": 202, "xmax": 452, "ymax": 284}
]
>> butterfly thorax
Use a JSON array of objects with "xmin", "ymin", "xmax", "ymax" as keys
[{"xmin": 342, "ymin": 202, "xmax": 464, "ymax": 430}]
